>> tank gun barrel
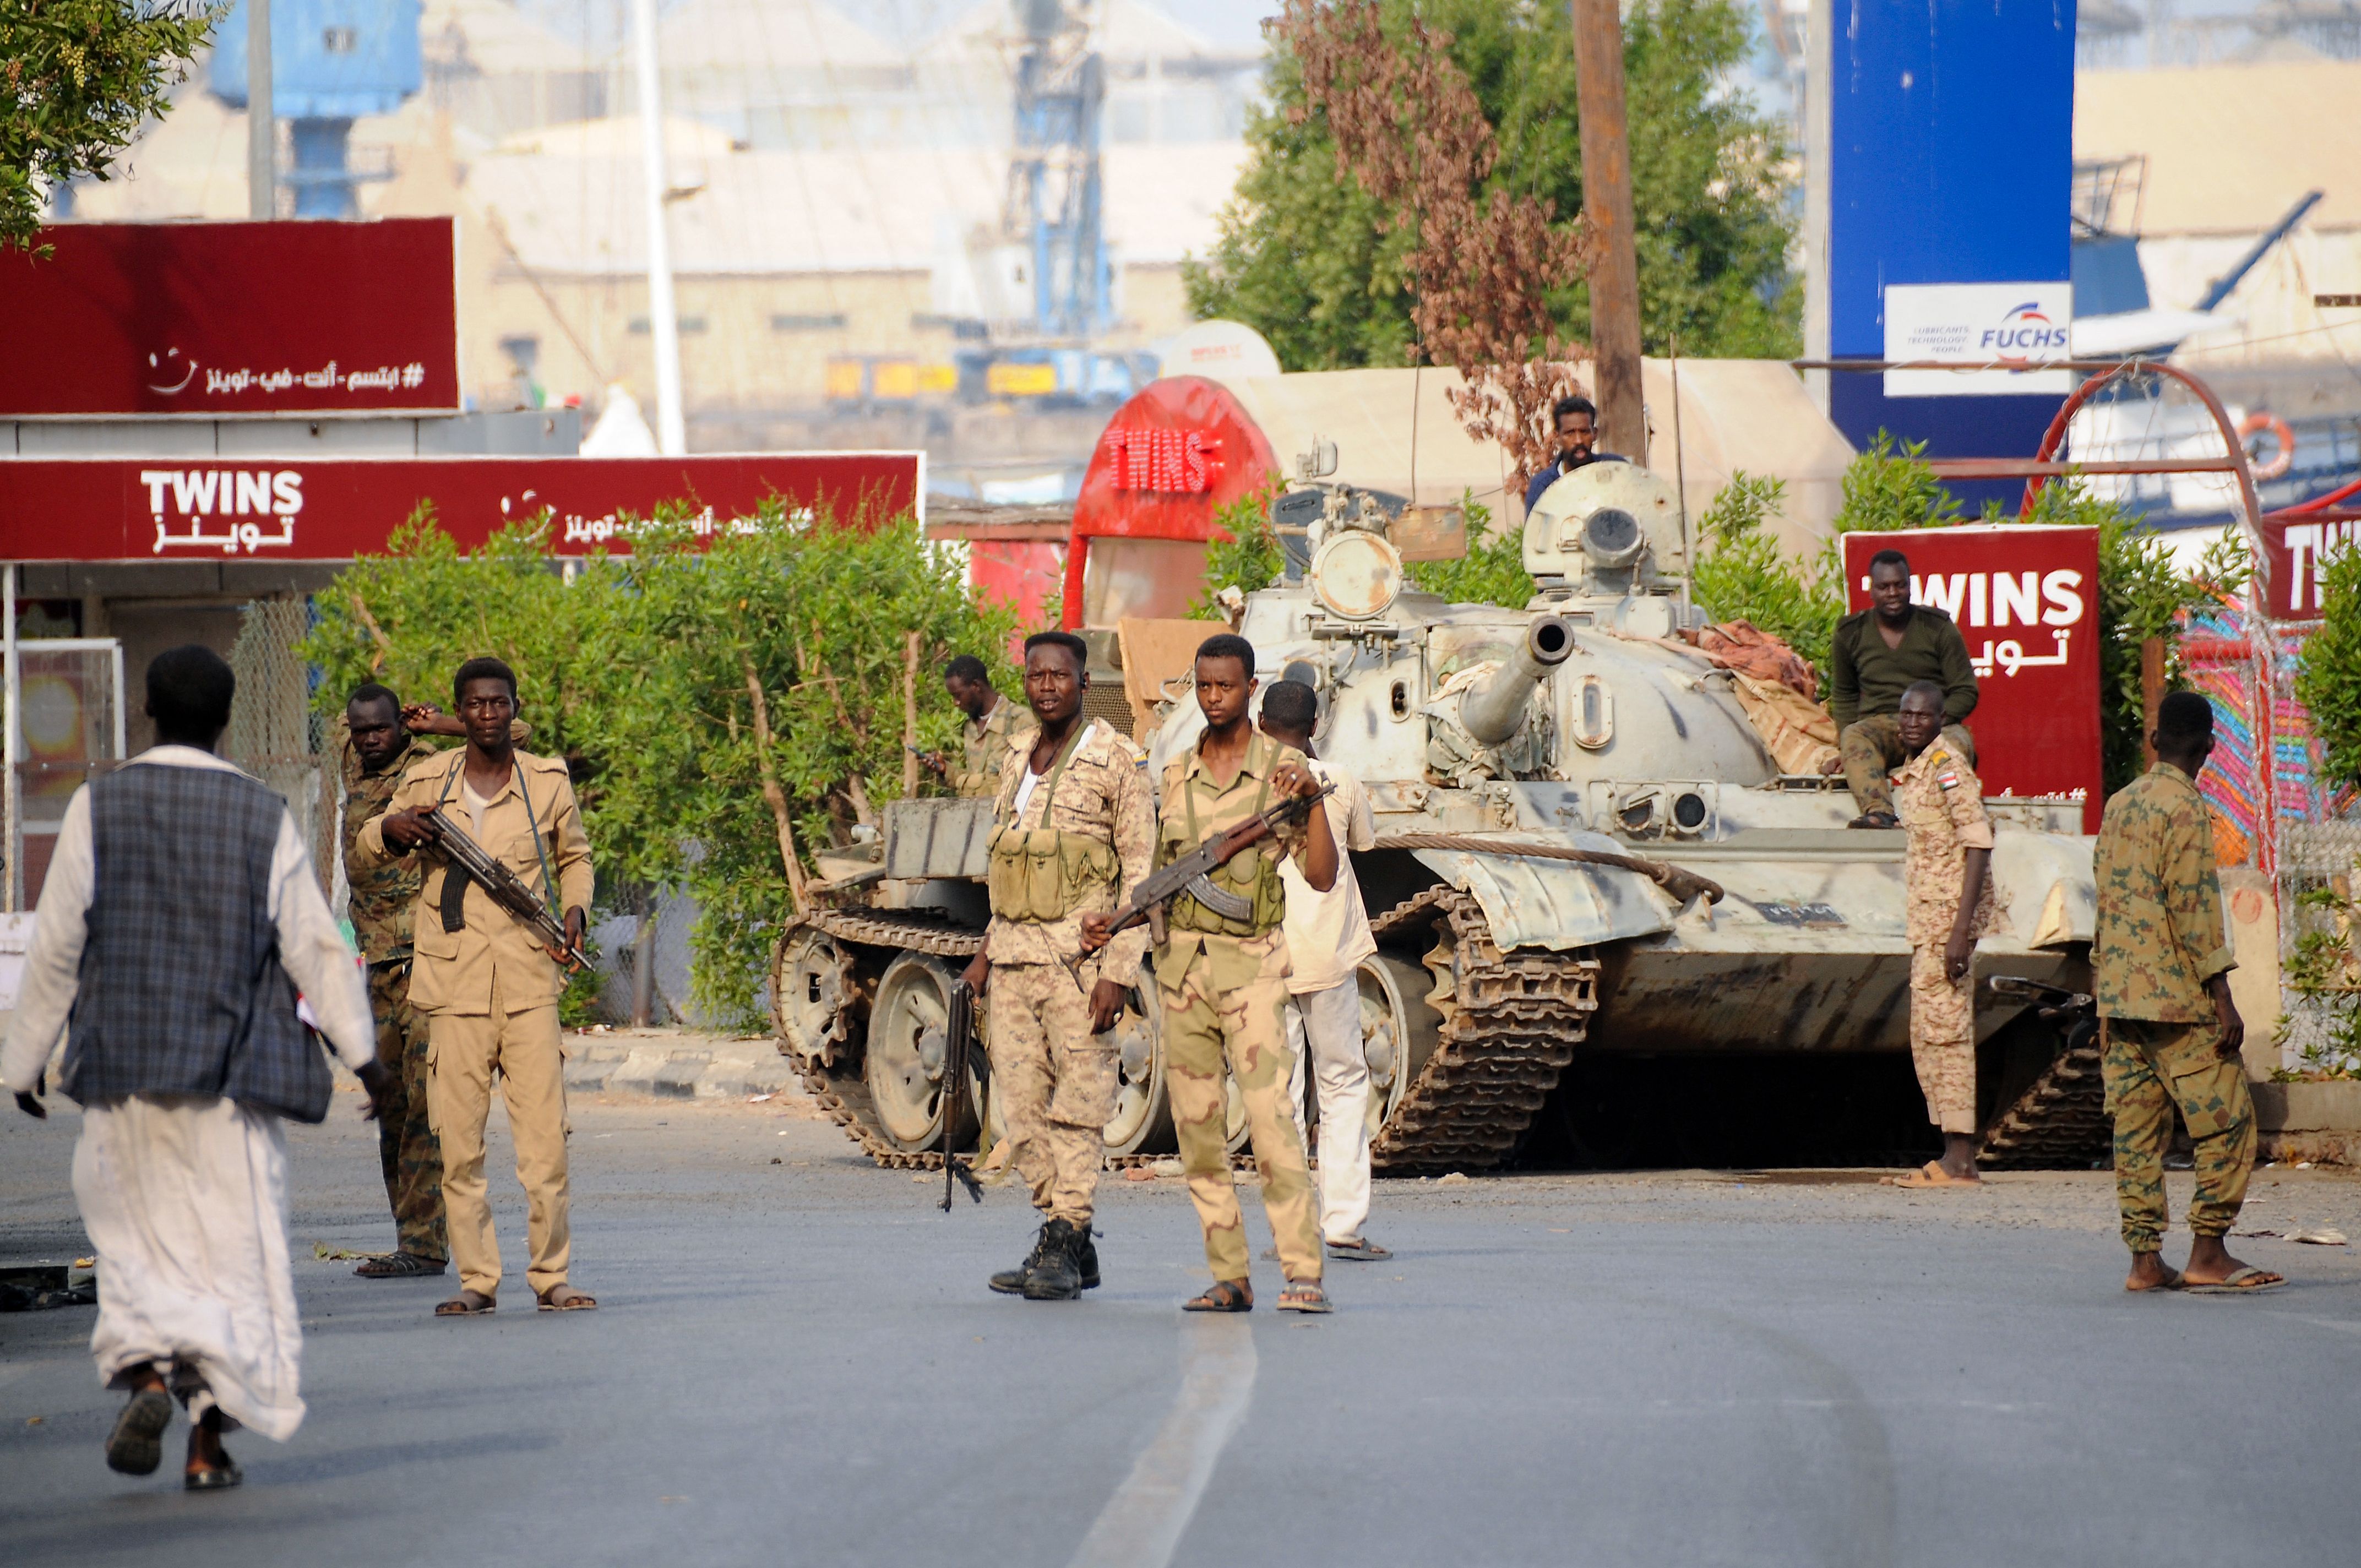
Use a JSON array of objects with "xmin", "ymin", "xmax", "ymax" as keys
[{"xmin": 1459, "ymin": 616, "xmax": 1574, "ymax": 746}]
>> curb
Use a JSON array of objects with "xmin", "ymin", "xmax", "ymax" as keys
[{"xmin": 562, "ymin": 1030, "xmax": 801, "ymax": 1102}]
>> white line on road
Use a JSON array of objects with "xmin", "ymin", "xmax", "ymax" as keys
[{"xmin": 1066, "ymin": 1315, "xmax": 1259, "ymax": 1568}]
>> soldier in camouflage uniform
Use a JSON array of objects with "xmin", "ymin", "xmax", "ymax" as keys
[
  {"xmin": 1884, "ymin": 681, "xmax": 2002, "ymax": 1188},
  {"xmin": 1090, "ymin": 633, "xmax": 1335, "ymax": 1315},
  {"xmin": 961, "ymin": 630, "xmax": 1154, "ymax": 1302},
  {"xmin": 338, "ymin": 685, "xmax": 451, "ymax": 1278},
  {"xmin": 2094, "ymin": 690, "xmax": 2282, "ymax": 1294},
  {"xmin": 923, "ymin": 654, "xmax": 1036, "ymax": 799}
]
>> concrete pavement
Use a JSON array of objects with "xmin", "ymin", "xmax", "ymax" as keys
[{"xmin": 5, "ymin": 1087, "xmax": 2360, "ymax": 1567}]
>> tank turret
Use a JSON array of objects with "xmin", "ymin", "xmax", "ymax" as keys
[{"xmin": 1455, "ymin": 615, "xmax": 1574, "ymax": 746}]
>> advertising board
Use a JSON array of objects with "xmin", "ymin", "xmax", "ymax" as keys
[
  {"xmin": 1842, "ymin": 524, "xmax": 2102, "ymax": 830},
  {"xmin": 2256, "ymin": 514, "xmax": 2359, "ymax": 621},
  {"xmin": 0, "ymin": 220, "xmax": 460, "ymax": 416},
  {"xmin": 0, "ymin": 454, "xmax": 923, "ymax": 561},
  {"xmin": 1881, "ymin": 282, "xmax": 2075, "ymax": 398}
]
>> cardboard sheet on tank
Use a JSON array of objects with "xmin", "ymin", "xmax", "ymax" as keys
[{"xmin": 1408, "ymin": 843, "xmax": 1674, "ymax": 951}]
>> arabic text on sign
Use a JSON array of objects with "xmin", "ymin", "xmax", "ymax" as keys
[{"xmin": 196, "ymin": 361, "xmax": 428, "ymax": 399}]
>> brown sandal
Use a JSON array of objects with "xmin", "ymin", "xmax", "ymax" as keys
[
  {"xmin": 434, "ymin": 1289, "xmax": 496, "ymax": 1317},
  {"xmin": 536, "ymin": 1283, "xmax": 599, "ymax": 1312},
  {"xmin": 1183, "ymin": 1279, "xmax": 1252, "ymax": 1313}
]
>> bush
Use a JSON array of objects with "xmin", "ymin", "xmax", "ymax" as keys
[
  {"xmin": 1405, "ymin": 496, "xmax": 1533, "ymax": 608},
  {"xmin": 1188, "ymin": 487, "xmax": 1287, "ymax": 616},
  {"xmin": 2294, "ymin": 542, "xmax": 2361, "ymax": 789}
]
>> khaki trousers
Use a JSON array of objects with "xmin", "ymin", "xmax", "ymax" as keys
[
  {"xmin": 1906, "ymin": 944, "xmax": 1978, "ymax": 1135},
  {"xmin": 986, "ymin": 961, "xmax": 1117, "ymax": 1224},
  {"xmin": 425, "ymin": 975, "xmax": 571, "ymax": 1299},
  {"xmin": 1161, "ymin": 949, "xmax": 1323, "ymax": 1284}
]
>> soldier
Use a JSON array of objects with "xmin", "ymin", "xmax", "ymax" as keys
[
  {"xmin": 2095, "ymin": 690, "xmax": 2282, "ymax": 1295},
  {"xmin": 338, "ymin": 684, "xmax": 453, "ymax": 1279},
  {"xmin": 922, "ymin": 653, "xmax": 1036, "ymax": 798},
  {"xmin": 1823, "ymin": 549, "xmax": 1979, "ymax": 827},
  {"xmin": 960, "ymin": 630, "xmax": 1153, "ymax": 1301},
  {"xmin": 1087, "ymin": 633, "xmax": 1336, "ymax": 1315},
  {"xmin": 352, "ymin": 657, "xmax": 599, "ymax": 1317},
  {"xmin": 1881, "ymin": 680, "xmax": 2000, "ymax": 1189}
]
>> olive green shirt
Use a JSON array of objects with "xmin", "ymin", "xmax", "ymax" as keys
[
  {"xmin": 2093, "ymin": 763, "xmax": 2235, "ymax": 1021},
  {"xmin": 1828, "ymin": 606, "xmax": 1978, "ymax": 729}
]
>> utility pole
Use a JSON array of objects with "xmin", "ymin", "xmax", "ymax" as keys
[
  {"xmin": 631, "ymin": 0, "xmax": 688, "ymax": 456},
  {"xmin": 247, "ymin": 0, "xmax": 273, "ymax": 219},
  {"xmin": 1570, "ymin": 0, "xmax": 1645, "ymax": 461}
]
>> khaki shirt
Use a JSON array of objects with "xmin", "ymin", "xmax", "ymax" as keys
[
  {"xmin": 349, "ymin": 748, "xmax": 594, "ymax": 1016},
  {"xmin": 954, "ymin": 695, "xmax": 1036, "ymax": 799},
  {"xmin": 1153, "ymin": 731, "xmax": 1313, "ymax": 993},
  {"xmin": 1895, "ymin": 741, "xmax": 1999, "ymax": 948},
  {"xmin": 335, "ymin": 715, "xmax": 531, "ymax": 966},
  {"xmin": 2094, "ymin": 763, "xmax": 2234, "ymax": 1021},
  {"xmin": 984, "ymin": 718, "xmax": 1156, "ymax": 986}
]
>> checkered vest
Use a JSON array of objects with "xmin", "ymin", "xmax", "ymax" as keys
[{"xmin": 60, "ymin": 764, "xmax": 331, "ymax": 1124}]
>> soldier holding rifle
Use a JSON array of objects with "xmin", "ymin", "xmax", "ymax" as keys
[
  {"xmin": 960, "ymin": 631, "xmax": 1154, "ymax": 1302},
  {"xmin": 1084, "ymin": 634, "xmax": 1338, "ymax": 1315},
  {"xmin": 352, "ymin": 657, "xmax": 597, "ymax": 1318}
]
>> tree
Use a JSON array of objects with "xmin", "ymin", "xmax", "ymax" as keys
[
  {"xmin": 1, "ymin": 0, "xmax": 215, "ymax": 252},
  {"xmin": 1186, "ymin": 0, "xmax": 1797, "ymax": 377},
  {"xmin": 2294, "ymin": 543, "xmax": 2361, "ymax": 790}
]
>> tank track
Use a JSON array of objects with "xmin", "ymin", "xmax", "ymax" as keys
[
  {"xmin": 1367, "ymin": 886, "xmax": 1599, "ymax": 1176},
  {"xmin": 777, "ymin": 909, "xmax": 980, "ymax": 1172},
  {"xmin": 1976, "ymin": 1039, "xmax": 2109, "ymax": 1169}
]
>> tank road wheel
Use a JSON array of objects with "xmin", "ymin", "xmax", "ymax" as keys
[
  {"xmin": 773, "ymin": 925, "xmax": 856, "ymax": 1069},
  {"xmin": 1103, "ymin": 981, "xmax": 1175, "ymax": 1158},
  {"xmin": 865, "ymin": 953, "xmax": 982, "ymax": 1155},
  {"xmin": 1356, "ymin": 954, "xmax": 1443, "ymax": 1142}
]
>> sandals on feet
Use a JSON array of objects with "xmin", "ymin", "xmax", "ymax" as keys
[
  {"xmin": 355, "ymin": 1250, "xmax": 447, "ymax": 1279},
  {"xmin": 536, "ymin": 1283, "xmax": 599, "ymax": 1312},
  {"xmin": 1326, "ymin": 1238, "xmax": 1392, "ymax": 1262},
  {"xmin": 2184, "ymin": 1265, "xmax": 2286, "ymax": 1295},
  {"xmin": 105, "ymin": 1389, "xmax": 173, "ymax": 1476},
  {"xmin": 1183, "ymin": 1279, "xmax": 1253, "ymax": 1313},
  {"xmin": 1276, "ymin": 1281, "xmax": 1332, "ymax": 1314},
  {"xmin": 434, "ymin": 1290, "xmax": 497, "ymax": 1317}
]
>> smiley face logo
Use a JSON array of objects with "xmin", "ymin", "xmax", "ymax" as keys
[{"xmin": 147, "ymin": 347, "xmax": 198, "ymax": 395}]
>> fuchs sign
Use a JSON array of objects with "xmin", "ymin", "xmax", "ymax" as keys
[
  {"xmin": 1842, "ymin": 524, "xmax": 2103, "ymax": 831},
  {"xmin": 0, "ymin": 454, "xmax": 923, "ymax": 561},
  {"xmin": 0, "ymin": 219, "xmax": 460, "ymax": 416}
]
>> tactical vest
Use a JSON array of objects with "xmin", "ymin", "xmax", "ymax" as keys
[
  {"xmin": 987, "ymin": 723, "xmax": 1120, "ymax": 922},
  {"xmin": 1158, "ymin": 735, "xmax": 1288, "ymax": 938}
]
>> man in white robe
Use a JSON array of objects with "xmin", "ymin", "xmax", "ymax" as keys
[{"xmin": 3, "ymin": 645, "xmax": 380, "ymax": 1491}]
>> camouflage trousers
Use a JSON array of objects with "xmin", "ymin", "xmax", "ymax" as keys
[
  {"xmin": 1160, "ymin": 949, "xmax": 1323, "ymax": 1284},
  {"xmin": 369, "ymin": 960, "xmax": 447, "ymax": 1261},
  {"xmin": 1841, "ymin": 715, "xmax": 1977, "ymax": 817},
  {"xmin": 2102, "ymin": 1016, "xmax": 2256, "ymax": 1253},
  {"xmin": 1907, "ymin": 944, "xmax": 1978, "ymax": 1135},
  {"xmin": 985, "ymin": 961, "xmax": 1117, "ymax": 1225}
]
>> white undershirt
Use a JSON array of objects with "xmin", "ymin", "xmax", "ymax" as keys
[
  {"xmin": 462, "ymin": 777, "xmax": 493, "ymax": 840},
  {"xmin": 1011, "ymin": 766, "xmax": 1047, "ymax": 823}
]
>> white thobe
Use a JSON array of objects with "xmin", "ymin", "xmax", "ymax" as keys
[
  {"xmin": 0, "ymin": 746, "xmax": 374, "ymax": 1441},
  {"xmin": 1278, "ymin": 760, "xmax": 1380, "ymax": 1246}
]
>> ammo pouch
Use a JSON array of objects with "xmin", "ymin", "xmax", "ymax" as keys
[
  {"xmin": 985, "ymin": 725, "xmax": 1117, "ymax": 922},
  {"xmin": 1160, "ymin": 738, "xmax": 1287, "ymax": 939}
]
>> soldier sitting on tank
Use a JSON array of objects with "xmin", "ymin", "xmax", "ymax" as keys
[
  {"xmin": 1519, "ymin": 394, "xmax": 1629, "ymax": 515},
  {"xmin": 918, "ymin": 654, "xmax": 1035, "ymax": 799},
  {"xmin": 1820, "ymin": 549, "xmax": 1979, "ymax": 828}
]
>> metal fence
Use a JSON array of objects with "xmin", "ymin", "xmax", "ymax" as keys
[{"xmin": 225, "ymin": 596, "xmax": 340, "ymax": 906}]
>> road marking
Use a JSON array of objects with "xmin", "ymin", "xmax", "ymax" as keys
[{"xmin": 1066, "ymin": 1316, "xmax": 1258, "ymax": 1568}]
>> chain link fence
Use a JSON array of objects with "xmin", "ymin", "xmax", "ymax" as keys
[
  {"xmin": 224, "ymin": 596, "xmax": 340, "ymax": 908},
  {"xmin": 2278, "ymin": 820, "xmax": 2361, "ymax": 1075}
]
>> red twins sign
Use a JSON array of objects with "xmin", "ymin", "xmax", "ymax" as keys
[{"xmin": 1842, "ymin": 524, "xmax": 2103, "ymax": 831}]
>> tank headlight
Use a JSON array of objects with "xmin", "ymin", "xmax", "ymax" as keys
[
  {"xmin": 1309, "ymin": 530, "xmax": 1403, "ymax": 622},
  {"xmin": 1671, "ymin": 791, "xmax": 1709, "ymax": 832},
  {"xmin": 1581, "ymin": 506, "xmax": 1645, "ymax": 569}
]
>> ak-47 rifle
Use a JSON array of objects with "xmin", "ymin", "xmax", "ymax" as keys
[
  {"xmin": 422, "ymin": 808, "xmax": 587, "ymax": 972},
  {"xmin": 1062, "ymin": 781, "xmax": 1334, "ymax": 989},
  {"xmin": 940, "ymin": 977, "xmax": 983, "ymax": 1209}
]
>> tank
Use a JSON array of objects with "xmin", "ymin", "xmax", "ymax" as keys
[{"xmin": 773, "ymin": 460, "xmax": 2106, "ymax": 1173}]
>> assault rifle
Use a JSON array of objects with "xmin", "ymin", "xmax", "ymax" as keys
[
  {"xmin": 1062, "ymin": 781, "xmax": 1334, "ymax": 989},
  {"xmin": 422, "ymin": 807, "xmax": 587, "ymax": 972},
  {"xmin": 940, "ymin": 977, "xmax": 983, "ymax": 1209}
]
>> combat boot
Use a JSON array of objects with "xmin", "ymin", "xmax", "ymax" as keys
[
  {"xmin": 1076, "ymin": 1227, "xmax": 1100, "ymax": 1291},
  {"xmin": 989, "ymin": 1223, "xmax": 1056, "ymax": 1295},
  {"xmin": 1022, "ymin": 1217, "xmax": 1086, "ymax": 1301}
]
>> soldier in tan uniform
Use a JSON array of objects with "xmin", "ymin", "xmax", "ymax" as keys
[
  {"xmin": 1091, "ymin": 633, "xmax": 1336, "ymax": 1315},
  {"xmin": 960, "ymin": 631, "xmax": 1153, "ymax": 1300},
  {"xmin": 2095, "ymin": 691, "xmax": 2281, "ymax": 1294},
  {"xmin": 922, "ymin": 654, "xmax": 1036, "ymax": 799},
  {"xmin": 1883, "ymin": 681, "xmax": 2001, "ymax": 1189},
  {"xmin": 351, "ymin": 657, "xmax": 598, "ymax": 1317}
]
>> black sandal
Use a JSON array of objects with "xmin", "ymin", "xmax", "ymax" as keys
[
  {"xmin": 355, "ymin": 1250, "xmax": 447, "ymax": 1279},
  {"xmin": 1183, "ymin": 1279, "xmax": 1253, "ymax": 1313}
]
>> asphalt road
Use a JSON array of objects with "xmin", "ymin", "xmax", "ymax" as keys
[{"xmin": 6, "ymin": 1087, "xmax": 2361, "ymax": 1568}]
